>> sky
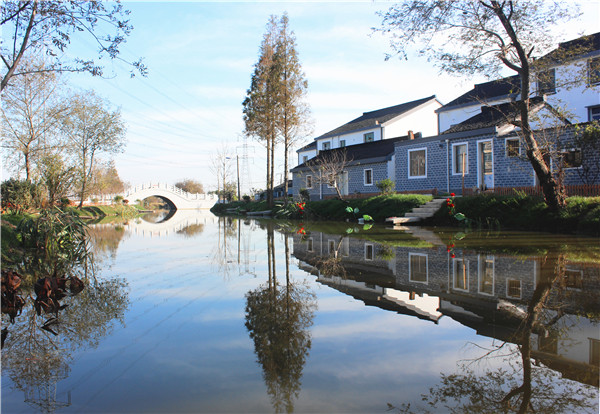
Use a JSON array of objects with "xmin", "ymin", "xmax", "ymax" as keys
[{"xmin": 4, "ymin": 0, "xmax": 600, "ymax": 194}]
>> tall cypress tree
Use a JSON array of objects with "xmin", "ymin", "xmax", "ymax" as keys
[
  {"xmin": 273, "ymin": 13, "xmax": 312, "ymax": 205},
  {"xmin": 243, "ymin": 14, "xmax": 311, "ymax": 207},
  {"xmin": 243, "ymin": 16, "xmax": 279, "ymax": 208}
]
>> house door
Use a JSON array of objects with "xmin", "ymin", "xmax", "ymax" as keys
[
  {"xmin": 478, "ymin": 140, "xmax": 494, "ymax": 190},
  {"xmin": 340, "ymin": 171, "xmax": 349, "ymax": 196}
]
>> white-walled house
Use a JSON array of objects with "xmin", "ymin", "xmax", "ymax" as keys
[
  {"xmin": 297, "ymin": 95, "xmax": 441, "ymax": 165},
  {"xmin": 437, "ymin": 32, "xmax": 600, "ymax": 134}
]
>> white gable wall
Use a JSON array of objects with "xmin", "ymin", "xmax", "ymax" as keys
[
  {"xmin": 384, "ymin": 100, "xmax": 442, "ymax": 138},
  {"xmin": 438, "ymin": 97, "xmax": 514, "ymax": 134},
  {"xmin": 539, "ymin": 55, "xmax": 600, "ymax": 122}
]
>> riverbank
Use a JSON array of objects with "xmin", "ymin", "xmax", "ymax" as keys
[{"xmin": 211, "ymin": 194, "xmax": 600, "ymax": 236}]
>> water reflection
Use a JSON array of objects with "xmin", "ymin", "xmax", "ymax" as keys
[
  {"xmin": 1, "ymin": 220, "xmax": 130, "ymax": 413},
  {"xmin": 245, "ymin": 224, "xmax": 317, "ymax": 413},
  {"xmin": 292, "ymin": 224, "xmax": 599, "ymax": 412}
]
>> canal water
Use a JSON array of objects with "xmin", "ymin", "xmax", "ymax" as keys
[{"xmin": 2, "ymin": 210, "xmax": 599, "ymax": 413}]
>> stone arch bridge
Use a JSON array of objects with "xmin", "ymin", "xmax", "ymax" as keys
[{"xmin": 122, "ymin": 183, "xmax": 218, "ymax": 210}]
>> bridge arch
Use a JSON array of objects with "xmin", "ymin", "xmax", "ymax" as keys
[{"xmin": 123, "ymin": 183, "xmax": 218, "ymax": 210}]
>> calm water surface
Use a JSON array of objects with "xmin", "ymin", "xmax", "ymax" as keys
[{"xmin": 2, "ymin": 210, "xmax": 599, "ymax": 413}]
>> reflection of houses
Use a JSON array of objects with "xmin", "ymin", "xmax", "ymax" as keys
[{"xmin": 292, "ymin": 229, "xmax": 600, "ymax": 386}]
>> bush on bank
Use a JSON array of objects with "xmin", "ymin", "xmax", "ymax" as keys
[
  {"xmin": 427, "ymin": 194, "xmax": 600, "ymax": 236},
  {"xmin": 211, "ymin": 194, "xmax": 431, "ymax": 222},
  {"xmin": 212, "ymin": 193, "xmax": 600, "ymax": 235}
]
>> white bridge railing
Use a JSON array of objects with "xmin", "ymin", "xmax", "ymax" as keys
[{"xmin": 124, "ymin": 183, "xmax": 218, "ymax": 201}]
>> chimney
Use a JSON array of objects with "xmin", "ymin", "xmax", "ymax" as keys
[{"xmin": 408, "ymin": 130, "xmax": 414, "ymax": 140}]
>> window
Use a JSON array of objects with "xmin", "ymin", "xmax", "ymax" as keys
[
  {"xmin": 408, "ymin": 148, "xmax": 427, "ymax": 178},
  {"xmin": 452, "ymin": 143, "xmax": 468, "ymax": 174},
  {"xmin": 560, "ymin": 148, "xmax": 582, "ymax": 168},
  {"xmin": 364, "ymin": 132, "xmax": 374, "ymax": 143},
  {"xmin": 478, "ymin": 255, "xmax": 494, "ymax": 295},
  {"xmin": 453, "ymin": 259, "xmax": 469, "ymax": 291},
  {"xmin": 322, "ymin": 142, "xmax": 331, "ymax": 150},
  {"xmin": 538, "ymin": 68, "xmax": 556, "ymax": 95},
  {"xmin": 328, "ymin": 240, "xmax": 336, "ymax": 255},
  {"xmin": 306, "ymin": 175, "xmax": 313, "ymax": 189},
  {"xmin": 365, "ymin": 244, "xmax": 374, "ymax": 261},
  {"xmin": 302, "ymin": 155, "xmax": 308, "ymax": 164},
  {"xmin": 340, "ymin": 139, "xmax": 346, "ymax": 147},
  {"xmin": 506, "ymin": 139, "xmax": 520, "ymax": 157},
  {"xmin": 364, "ymin": 169, "xmax": 373, "ymax": 185},
  {"xmin": 590, "ymin": 339, "xmax": 600, "ymax": 366},
  {"xmin": 409, "ymin": 253, "xmax": 428, "ymax": 283},
  {"xmin": 507, "ymin": 279, "xmax": 521, "ymax": 298},
  {"xmin": 307, "ymin": 238, "xmax": 314, "ymax": 252},
  {"xmin": 589, "ymin": 106, "xmax": 600, "ymax": 121},
  {"xmin": 563, "ymin": 269, "xmax": 583, "ymax": 289},
  {"xmin": 588, "ymin": 57, "xmax": 600, "ymax": 85}
]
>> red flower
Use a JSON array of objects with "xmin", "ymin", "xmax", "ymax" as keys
[
  {"xmin": 450, "ymin": 192, "xmax": 455, "ymax": 197},
  {"xmin": 451, "ymin": 253, "xmax": 456, "ymax": 258},
  {"xmin": 446, "ymin": 198, "xmax": 451, "ymax": 202}
]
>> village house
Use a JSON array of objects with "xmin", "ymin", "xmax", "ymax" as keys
[{"xmin": 291, "ymin": 32, "xmax": 600, "ymax": 199}]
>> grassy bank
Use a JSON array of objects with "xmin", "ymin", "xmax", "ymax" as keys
[
  {"xmin": 212, "ymin": 193, "xmax": 600, "ymax": 236},
  {"xmin": 211, "ymin": 194, "xmax": 432, "ymax": 222},
  {"xmin": 427, "ymin": 194, "xmax": 600, "ymax": 236}
]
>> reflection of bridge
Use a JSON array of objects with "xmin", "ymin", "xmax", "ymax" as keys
[
  {"xmin": 126, "ymin": 209, "xmax": 218, "ymax": 238},
  {"xmin": 123, "ymin": 183, "xmax": 218, "ymax": 210}
]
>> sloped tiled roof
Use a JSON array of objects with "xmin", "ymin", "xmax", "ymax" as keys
[
  {"xmin": 315, "ymin": 96, "xmax": 438, "ymax": 140},
  {"xmin": 291, "ymin": 136, "xmax": 408, "ymax": 171},
  {"xmin": 442, "ymin": 97, "xmax": 545, "ymax": 135},
  {"xmin": 438, "ymin": 75, "xmax": 521, "ymax": 111},
  {"xmin": 539, "ymin": 32, "xmax": 600, "ymax": 63},
  {"xmin": 297, "ymin": 141, "xmax": 317, "ymax": 152}
]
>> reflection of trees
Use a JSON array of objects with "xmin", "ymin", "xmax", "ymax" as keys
[
  {"xmin": 390, "ymin": 252, "xmax": 599, "ymax": 413},
  {"xmin": 1, "ymin": 276, "xmax": 129, "ymax": 413},
  {"xmin": 316, "ymin": 235, "xmax": 348, "ymax": 278},
  {"xmin": 176, "ymin": 223, "xmax": 205, "ymax": 237},
  {"xmin": 245, "ymin": 226, "xmax": 316, "ymax": 413},
  {"xmin": 211, "ymin": 217, "xmax": 239, "ymax": 278},
  {"xmin": 87, "ymin": 223, "xmax": 127, "ymax": 262}
]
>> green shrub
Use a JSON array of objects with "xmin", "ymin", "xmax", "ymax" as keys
[
  {"xmin": 1, "ymin": 178, "xmax": 44, "ymax": 213},
  {"xmin": 376, "ymin": 179, "xmax": 395, "ymax": 195}
]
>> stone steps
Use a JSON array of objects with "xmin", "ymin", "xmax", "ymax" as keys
[{"xmin": 386, "ymin": 198, "xmax": 446, "ymax": 224}]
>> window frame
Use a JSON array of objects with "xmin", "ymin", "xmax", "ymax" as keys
[
  {"xmin": 364, "ymin": 168, "xmax": 373, "ymax": 186},
  {"xmin": 340, "ymin": 139, "xmax": 346, "ymax": 147},
  {"xmin": 364, "ymin": 244, "xmax": 374, "ymax": 261},
  {"xmin": 537, "ymin": 68, "xmax": 556, "ymax": 95},
  {"xmin": 409, "ymin": 253, "xmax": 428, "ymax": 284},
  {"xmin": 588, "ymin": 56, "xmax": 600, "ymax": 86},
  {"xmin": 321, "ymin": 141, "xmax": 331, "ymax": 151},
  {"xmin": 559, "ymin": 147, "xmax": 582, "ymax": 169},
  {"xmin": 452, "ymin": 142, "xmax": 468, "ymax": 175},
  {"xmin": 408, "ymin": 148, "xmax": 427, "ymax": 178},
  {"xmin": 452, "ymin": 258, "xmax": 469, "ymax": 291},
  {"xmin": 306, "ymin": 175, "xmax": 313, "ymax": 189},
  {"xmin": 364, "ymin": 132, "xmax": 374, "ymax": 143},
  {"xmin": 589, "ymin": 105, "xmax": 600, "ymax": 122},
  {"xmin": 505, "ymin": 138, "xmax": 521, "ymax": 158}
]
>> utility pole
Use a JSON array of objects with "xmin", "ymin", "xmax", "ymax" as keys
[{"xmin": 237, "ymin": 155, "xmax": 241, "ymax": 200}]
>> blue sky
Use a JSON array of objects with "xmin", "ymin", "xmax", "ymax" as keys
[{"xmin": 56, "ymin": 1, "xmax": 600, "ymax": 193}]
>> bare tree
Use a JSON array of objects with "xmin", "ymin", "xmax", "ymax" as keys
[
  {"xmin": 63, "ymin": 91, "xmax": 126, "ymax": 207},
  {"xmin": 1, "ymin": 1, "xmax": 146, "ymax": 91},
  {"xmin": 210, "ymin": 144, "xmax": 233, "ymax": 203},
  {"xmin": 377, "ymin": 0, "xmax": 588, "ymax": 210},
  {"xmin": 305, "ymin": 149, "xmax": 352, "ymax": 200},
  {"xmin": 1, "ymin": 56, "xmax": 67, "ymax": 181}
]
